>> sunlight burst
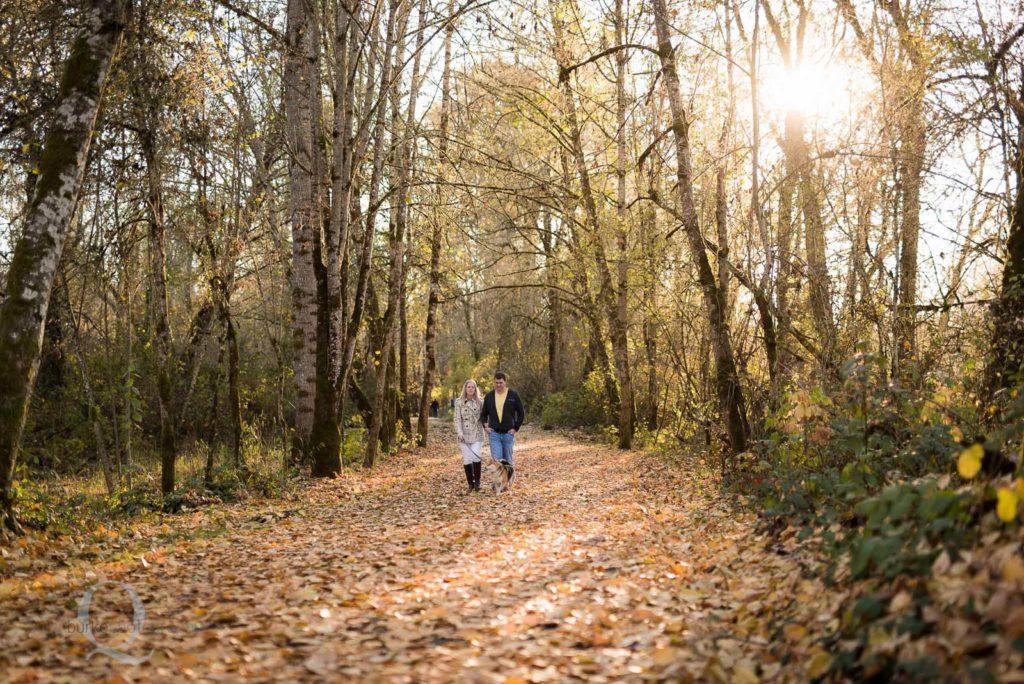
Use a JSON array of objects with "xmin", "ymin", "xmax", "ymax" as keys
[{"xmin": 761, "ymin": 61, "xmax": 862, "ymax": 121}]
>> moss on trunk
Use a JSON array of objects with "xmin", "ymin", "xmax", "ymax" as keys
[{"xmin": 0, "ymin": 0, "xmax": 125, "ymax": 532}]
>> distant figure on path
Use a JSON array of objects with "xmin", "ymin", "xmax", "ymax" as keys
[
  {"xmin": 480, "ymin": 372, "xmax": 525, "ymax": 485},
  {"xmin": 430, "ymin": 399, "xmax": 439, "ymax": 418},
  {"xmin": 454, "ymin": 380, "xmax": 484, "ymax": 492}
]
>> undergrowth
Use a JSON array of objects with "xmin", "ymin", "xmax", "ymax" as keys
[{"xmin": 745, "ymin": 349, "xmax": 1024, "ymax": 679}]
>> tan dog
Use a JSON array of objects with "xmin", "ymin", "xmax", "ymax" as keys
[{"xmin": 481, "ymin": 453, "xmax": 513, "ymax": 493}]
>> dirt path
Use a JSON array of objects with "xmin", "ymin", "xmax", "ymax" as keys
[{"xmin": 2, "ymin": 426, "xmax": 832, "ymax": 682}]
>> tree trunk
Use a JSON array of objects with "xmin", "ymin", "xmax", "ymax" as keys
[
  {"xmin": 399, "ymin": 254, "xmax": 412, "ymax": 436},
  {"xmin": 557, "ymin": 147, "xmax": 619, "ymax": 411},
  {"xmin": 0, "ymin": 0, "xmax": 125, "ymax": 532},
  {"xmin": 141, "ymin": 126, "xmax": 177, "ymax": 495},
  {"xmin": 642, "ymin": 199, "xmax": 660, "ymax": 430},
  {"xmin": 383, "ymin": 345, "xmax": 398, "ymax": 452},
  {"xmin": 551, "ymin": 0, "xmax": 633, "ymax": 447},
  {"xmin": 337, "ymin": 6, "xmax": 393, "ymax": 423},
  {"xmin": 132, "ymin": 2, "xmax": 177, "ymax": 496},
  {"xmin": 893, "ymin": 87, "xmax": 925, "ymax": 383},
  {"xmin": 652, "ymin": 0, "xmax": 749, "ymax": 454},
  {"xmin": 762, "ymin": 0, "xmax": 833, "ymax": 368},
  {"xmin": 62, "ymin": 274, "xmax": 115, "ymax": 495},
  {"xmin": 885, "ymin": 0, "xmax": 927, "ymax": 386},
  {"xmin": 541, "ymin": 209, "xmax": 561, "ymax": 392},
  {"xmin": 311, "ymin": 235, "xmax": 342, "ymax": 475},
  {"xmin": 988, "ymin": 93, "xmax": 1024, "ymax": 397},
  {"xmin": 416, "ymin": 0, "xmax": 454, "ymax": 448},
  {"xmin": 121, "ymin": 246, "xmax": 135, "ymax": 489},
  {"xmin": 612, "ymin": 0, "xmax": 636, "ymax": 448},
  {"xmin": 364, "ymin": 0, "xmax": 408, "ymax": 467},
  {"xmin": 285, "ymin": 0, "xmax": 320, "ymax": 464},
  {"xmin": 213, "ymin": 277, "xmax": 243, "ymax": 470},
  {"xmin": 205, "ymin": 358, "xmax": 220, "ymax": 487}
]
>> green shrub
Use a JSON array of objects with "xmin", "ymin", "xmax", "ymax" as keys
[
  {"xmin": 539, "ymin": 384, "xmax": 606, "ymax": 427},
  {"xmin": 745, "ymin": 349, "xmax": 1024, "ymax": 679}
]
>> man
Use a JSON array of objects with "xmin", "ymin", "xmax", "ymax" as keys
[{"xmin": 479, "ymin": 372, "xmax": 526, "ymax": 484}]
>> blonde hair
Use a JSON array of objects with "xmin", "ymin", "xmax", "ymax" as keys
[{"xmin": 460, "ymin": 379, "xmax": 481, "ymax": 402}]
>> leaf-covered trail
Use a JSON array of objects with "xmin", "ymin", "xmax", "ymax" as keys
[{"xmin": 3, "ymin": 426, "xmax": 834, "ymax": 682}]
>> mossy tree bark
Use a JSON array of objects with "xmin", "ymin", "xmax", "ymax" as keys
[{"xmin": 0, "ymin": 0, "xmax": 126, "ymax": 533}]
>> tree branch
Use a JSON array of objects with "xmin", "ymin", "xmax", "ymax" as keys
[
  {"xmin": 212, "ymin": 0, "xmax": 284, "ymax": 43},
  {"xmin": 558, "ymin": 44, "xmax": 660, "ymax": 83}
]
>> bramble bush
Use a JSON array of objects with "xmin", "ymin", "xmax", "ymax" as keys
[{"xmin": 751, "ymin": 348, "xmax": 1024, "ymax": 678}]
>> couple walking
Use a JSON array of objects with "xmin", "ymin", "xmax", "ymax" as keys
[{"xmin": 453, "ymin": 372, "xmax": 525, "ymax": 492}]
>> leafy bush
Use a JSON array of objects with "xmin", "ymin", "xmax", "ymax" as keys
[
  {"xmin": 845, "ymin": 477, "xmax": 974, "ymax": 580},
  {"xmin": 749, "ymin": 350, "xmax": 1024, "ymax": 679},
  {"xmin": 539, "ymin": 372, "xmax": 608, "ymax": 427}
]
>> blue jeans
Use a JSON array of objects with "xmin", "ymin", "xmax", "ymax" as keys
[{"xmin": 488, "ymin": 431, "xmax": 515, "ymax": 465}]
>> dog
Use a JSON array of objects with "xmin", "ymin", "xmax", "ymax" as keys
[{"xmin": 481, "ymin": 453, "xmax": 514, "ymax": 493}]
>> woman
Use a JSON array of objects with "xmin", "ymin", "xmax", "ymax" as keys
[{"xmin": 454, "ymin": 379, "xmax": 485, "ymax": 492}]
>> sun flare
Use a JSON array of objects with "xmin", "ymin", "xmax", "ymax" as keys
[{"xmin": 761, "ymin": 60, "xmax": 864, "ymax": 120}]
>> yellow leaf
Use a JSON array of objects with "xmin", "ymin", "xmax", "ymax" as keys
[
  {"xmin": 997, "ymin": 487, "xmax": 1019, "ymax": 523},
  {"xmin": 806, "ymin": 649, "xmax": 832, "ymax": 678},
  {"xmin": 950, "ymin": 426, "xmax": 963, "ymax": 442},
  {"xmin": 783, "ymin": 623, "xmax": 807, "ymax": 641},
  {"xmin": 1015, "ymin": 477, "xmax": 1024, "ymax": 499},
  {"xmin": 958, "ymin": 444, "xmax": 984, "ymax": 479}
]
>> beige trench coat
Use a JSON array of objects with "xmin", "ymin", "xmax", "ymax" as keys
[{"xmin": 454, "ymin": 398, "xmax": 485, "ymax": 443}]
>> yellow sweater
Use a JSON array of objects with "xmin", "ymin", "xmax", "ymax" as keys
[{"xmin": 495, "ymin": 390, "xmax": 507, "ymax": 424}]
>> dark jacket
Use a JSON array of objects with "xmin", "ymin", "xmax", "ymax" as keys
[{"xmin": 479, "ymin": 389, "xmax": 525, "ymax": 433}]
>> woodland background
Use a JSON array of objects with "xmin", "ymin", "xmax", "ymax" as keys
[{"xmin": 2, "ymin": 0, "xmax": 1024, "ymax": 676}]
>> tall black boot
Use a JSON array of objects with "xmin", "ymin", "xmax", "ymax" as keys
[
  {"xmin": 471, "ymin": 461, "xmax": 482, "ymax": 490},
  {"xmin": 463, "ymin": 464, "xmax": 474, "ymax": 491}
]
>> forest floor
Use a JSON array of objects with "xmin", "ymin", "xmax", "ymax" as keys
[{"xmin": 0, "ymin": 423, "xmax": 837, "ymax": 682}]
